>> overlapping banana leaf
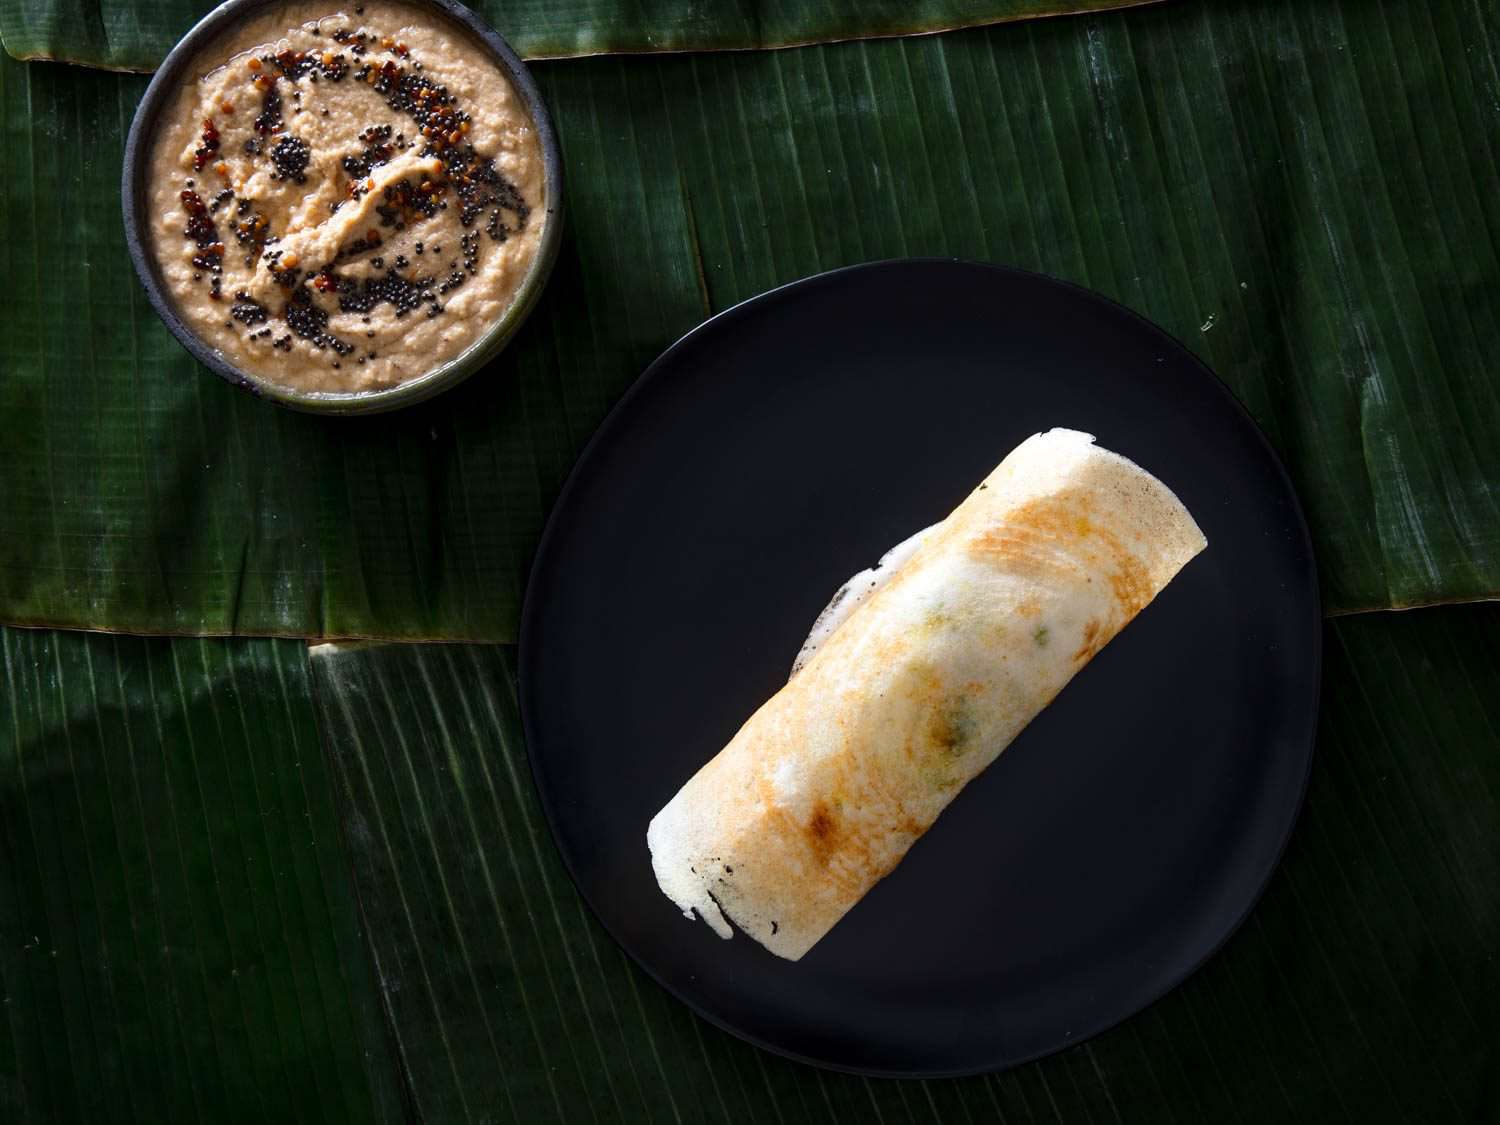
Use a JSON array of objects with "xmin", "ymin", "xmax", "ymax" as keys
[
  {"xmin": 0, "ymin": 627, "xmax": 403, "ymax": 1122},
  {"xmin": 305, "ymin": 609, "xmax": 1500, "ymax": 1122},
  {"xmin": 0, "ymin": 0, "xmax": 1156, "ymax": 70},
  {"xmin": 2, "ymin": 0, "xmax": 1498, "ymax": 643},
  {"xmin": 8, "ymin": 600, "xmax": 1494, "ymax": 1121}
]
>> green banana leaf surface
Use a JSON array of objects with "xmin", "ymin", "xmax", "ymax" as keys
[
  {"xmin": 0, "ymin": 627, "xmax": 403, "ymax": 1123},
  {"xmin": 4, "ymin": 603, "xmax": 1496, "ymax": 1121},
  {"xmin": 3, "ymin": 0, "xmax": 1497, "ymax": 1120},
  {"xmin": 3, "ymin": 0, "xmax": 1498, "ymax": 642},
  {"xmin": 306, "ymin": 611, "xmax": 1500, "ymax": 1122},
  {"xmin": 0, "ymin": 0, "xmax": 1156, "ymax": 70}
]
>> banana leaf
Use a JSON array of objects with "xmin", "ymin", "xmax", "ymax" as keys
[
  {"xmin": 304, "ymin": 604, "xmax": 1499, "ymax": 1122},
  {"xmin": 2, "ymin": 605, "xmax": 1496, "ymax": 1118},
  {"xmin": 0, "ymin": 626, "xmax": 403, "ymax": 1123},
  {"xmin": 0, "ymin": 0, "xmax": 1156, "ymax": 71},
  {"xmin": 4, "ymin": 0, "xmax": 1499, "ymax": 643}
]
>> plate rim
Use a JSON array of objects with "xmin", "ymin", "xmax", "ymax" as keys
[{"xmin": 518, "ymin": 256, "xmax": 1323, "ymax": 1078}]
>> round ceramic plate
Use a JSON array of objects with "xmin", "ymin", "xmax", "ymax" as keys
[{"xmin": 519, "ymin": 260, "xmax": 1320, "ymax": 1077}]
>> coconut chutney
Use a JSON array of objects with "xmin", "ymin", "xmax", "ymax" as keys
[{"xmin": 145, "ymin": 0, "xmax": 547, "ymax": 392}]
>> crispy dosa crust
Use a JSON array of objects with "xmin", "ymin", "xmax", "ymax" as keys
[{"xmin": 648, "ymin": 429, "xmax": 1207, "ymax": 960}]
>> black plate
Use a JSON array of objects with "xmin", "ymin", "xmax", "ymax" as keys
[{"xmin": 519, "ymin": 260, "xmax": 1320, "ymax": 1077}]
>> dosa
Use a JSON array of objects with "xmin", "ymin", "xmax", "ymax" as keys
[{"xmin": 648, "ymin": 428, "xmax": 1207, "ymax": 960}]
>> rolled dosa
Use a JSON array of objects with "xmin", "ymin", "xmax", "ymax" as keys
[{"xmin": 647, "ymin": 428, "xmax": 1207, "ymax": 961}]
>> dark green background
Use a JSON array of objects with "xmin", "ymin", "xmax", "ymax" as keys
[{"xmin": 1, "ymin": 0, "xmax": 1497, "ymax": 1119}]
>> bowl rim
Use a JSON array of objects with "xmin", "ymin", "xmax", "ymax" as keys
[{"xmin": 120, "ymin": 0, "xmax": 565, "ymax": 415}]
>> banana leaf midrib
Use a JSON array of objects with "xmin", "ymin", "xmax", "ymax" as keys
[
  {"xmin": 5, "ymin": 581, "xmax": 1500, "ymax": 646},
  {"xmin": 0, "ymin": 0, "xmax": 1164, "ymax": 71}
]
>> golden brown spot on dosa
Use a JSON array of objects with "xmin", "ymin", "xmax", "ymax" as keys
[
  {"xmin": 1106, "ymin": 553, "xmax": 1152, "ymax": 618},
  {"xmin": 1073, "ymin": 618, "xmax": 1104, "ymax": 663},
  {"xmin": 970, "ymin": 494, "xmax": 1153, "ymax": 619},
  {"xmin": 928, "ymin": 711, "xmax": 959, "ymax": 753},
  {"xmin": 787, "ymin": 786, "xmax": 900, "ymax": 891},
  {"xmin": 806, "ymin": 802, "xmax": 839, "ymax": 861}
]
